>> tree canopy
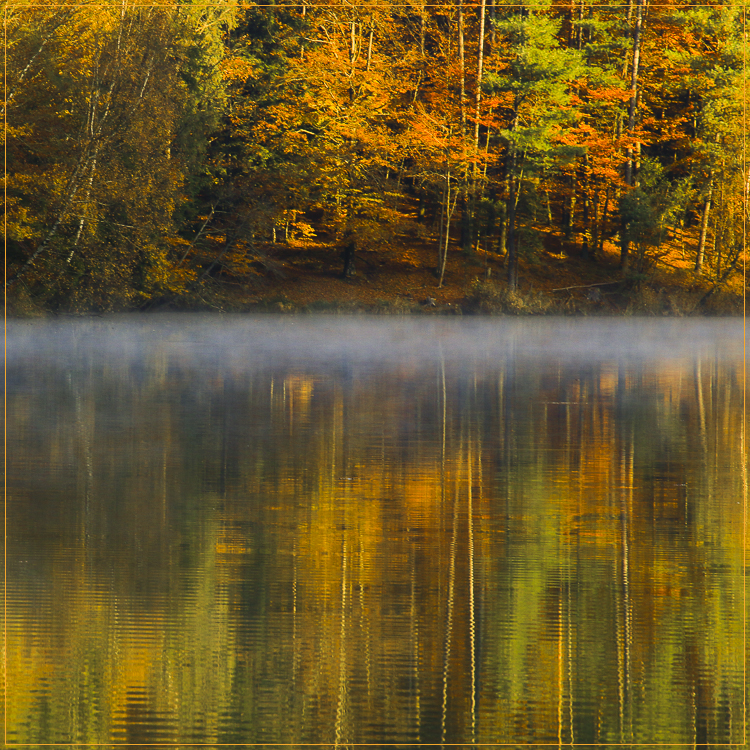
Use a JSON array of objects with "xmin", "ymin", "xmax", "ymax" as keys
[{"xmin": 4, "ymin": 0, "xmax": 747, "ymax": 312}]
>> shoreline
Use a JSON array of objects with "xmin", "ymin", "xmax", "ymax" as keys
[{"xmin": 8, "ymin": 241, "xmax": 744, "ymax": 319}]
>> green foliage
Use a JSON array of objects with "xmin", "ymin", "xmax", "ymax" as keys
[{"xmin": 5, "ymin": 2, "xmax": 240, "ymax": 310}]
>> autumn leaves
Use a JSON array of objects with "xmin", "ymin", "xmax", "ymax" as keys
[{"xmin": 4, "ymin": 1, "xmax": 747, "ymax": 311}]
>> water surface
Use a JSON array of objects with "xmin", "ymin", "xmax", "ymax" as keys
[{"xmin": 6, "ymin": 315, "xmax": 746, "ymax": 745}]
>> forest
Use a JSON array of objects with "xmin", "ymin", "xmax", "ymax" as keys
[{"xmin": 3, "ymin": 1, "xmax": 748, "ymax": 314}]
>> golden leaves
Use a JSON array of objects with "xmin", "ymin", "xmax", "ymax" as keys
[{"xmin": 220, "ymin": 56, "xmax": 256, "ymax": 84}]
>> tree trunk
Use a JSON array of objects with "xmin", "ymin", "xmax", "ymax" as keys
[
  {"xmin": 341, "ymin": 238, "xmax": 356, "ymax": 278},
  {"xmin": 581, "ymin": 157, "xmax": 590, "ymax": 259},
  {"xmin": 464, "ymin": 0, "xmax": 488, "ymax": 257},
  {"xmin": 568, "ymin": 0, "xmax": 575, "ymax": 46},
  {"xmin": 437, "ymin": 167, "xmax": 448, "ymax": 267},
  {"xmin": 545, "ymin": 186, "xmax": 553, "ymax": 226},
  {"xmin": 68, "ymin": 152, "xmax": 99, "ymax": 262},
  {"xmin": 488, "ymin": 0, "xmax": 496, "ymax": 49},
  {"xmin": 439, "ymin": 177, "xmax": 459, "ymax": 288},
  {"xmin": 505, "ymin": 105, "xmax": 520, "ymax": 289},
  {"xmin": 598, "ymin": 185, "xmax": 611, "ymax": 256},
  {"xmin": 472, "ymin": 0, "xmax": 487, "ymax": 168},
  {"xmin": 348, "ymin": 20, "xmax": 358, "ymax": 101},
  {"xmin": 564, "ymin": 173, "xmax": 576, "ymax": 241},
  {"xmin": 458, "ymin": 0, "xmax": 466, "ymax": 131},
  {"xmin": 624, "ymin": 0, "xmax": 643, "ymax": 185},
  {"xmin": 620, "ymin": 0, "xmax": 644, "ymax": 271},
  {"xmin": 695, "ymin": 178, "xmax": 713, "ymax": 273},
  {"xmin": 506, "ymin": 173, "xmax": 518, "ymax": 290},
  {"xmin": 460, "ymin": 192, "xmax": 472, "ymax": 252},
  {"xmin": 177, "ymin": 203, "xmax": 216, "ymax": 267},
  {"xmin": 695, "ymin": 133, "xmax": 720, "ymax": 272},
  {"xmin": 365, "ymin": 20, "xmax": 374, "ymax": 71},
  {"xmin": 498, "ymin": 203, "xmax": 507, "ymax": 257},
  {"xmin": 621, "ymin": 0, "xmax": 633, "ymax": 77},
  {"xmin": 590, "ymin": 184, "xmax": 600, "ymax": 258},
  {"xmin": 420, "ymin": 0, "xmax": 426, "ymax": 57}
]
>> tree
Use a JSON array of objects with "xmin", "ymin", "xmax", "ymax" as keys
[
  {"xmin": 201, "ymin": 1, "xmax": 410, "ymax": 281},
  {"xmin": 660, "ymin": 6, "xmax": 745, "ymax": 276},
  {"xmin": 485, "ymin": 1, "xmax": 584, "ymax": 289},
  {"xmin": 4, "ymin": 0, "xmax": 236, "ymax": 311}
]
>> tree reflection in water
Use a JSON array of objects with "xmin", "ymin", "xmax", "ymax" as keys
[{"xmin": 6, "ymin": 315, "xmax": 745, "ymax": 745}]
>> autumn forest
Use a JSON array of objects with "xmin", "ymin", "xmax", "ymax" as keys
[{"xmin": 3, "ymin": 1, "xmax": 748, "ymax": 313}]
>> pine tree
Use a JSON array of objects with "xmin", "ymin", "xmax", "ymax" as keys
[{"xmin": 485, "ymin": 0, "xmax": 584, "ymax": 289}]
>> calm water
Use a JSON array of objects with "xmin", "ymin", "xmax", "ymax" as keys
[{"xmin": 6, "ymin": 315, "xmax": 746, "ymax": 745}]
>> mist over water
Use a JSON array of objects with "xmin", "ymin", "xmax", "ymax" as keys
[
  {"xmin": 8, "ymin": 314, "xmax": 744, "ymax": 366},
  {"xmin": 6, "ymin": 315, "xmax": 746, "ymax": 745}
]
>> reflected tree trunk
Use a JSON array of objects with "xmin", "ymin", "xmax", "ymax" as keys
[
  {"xmin": 441, "ymin": 456, "xmax": 460, "ymax": 742},
  {"xmin": 410, "ymin": 543, "xmax": 421, "ymax": 741},
  {"xmin": 695, "ymin": 360, "xmax": 708, "ymax": 457},
  {"xmin": 335, "ymin": 538, "xmax": 348, "ymax": 745},
  {"xmin": 468, "ymin": 440, "xmax": 476, "ymax": 742},
  {"xmin": 617, "ymin": 434, "xmax": 633, "ymax": 743}
]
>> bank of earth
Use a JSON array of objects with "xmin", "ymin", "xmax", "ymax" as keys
[{"xmin": 190, "ymin": 231, "xmax": 744, "ymax": 316}]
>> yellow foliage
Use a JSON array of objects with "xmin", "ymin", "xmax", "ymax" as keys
[
  {"xmin": 293, "ymin": 221, "xmax": 317, "ymax": 238},
  {"xmin": 142, "ymin": 249, "xmax": 197, "ymax": 297},
  {"xmin": 220, "ymin": 55, "xmax": 255, "ymax": 83}
]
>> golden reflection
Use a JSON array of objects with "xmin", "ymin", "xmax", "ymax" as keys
[{"xmin": 6, "ymin": 348, "xmax": 745, "ymax": 745}]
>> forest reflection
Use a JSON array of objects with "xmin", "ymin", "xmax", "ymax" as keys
[{"xmin": 6, "ymin": 316, "xmax": 745, "ymax": 745}]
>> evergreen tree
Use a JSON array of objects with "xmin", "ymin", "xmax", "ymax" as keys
[{"xmin": 485, "ymin": 0, "xmax": 584, "ymax": 289}]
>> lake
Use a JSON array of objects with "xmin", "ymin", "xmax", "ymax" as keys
[{"xmin": 6, "ymin": 315, "xmax": 746, "ymax": 745}]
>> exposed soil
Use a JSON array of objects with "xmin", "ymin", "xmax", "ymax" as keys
[{"xmin": 218, "ymin": 226, "xmax": 744, "ymax": 316}]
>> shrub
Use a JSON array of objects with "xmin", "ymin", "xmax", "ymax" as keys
[{"xmin": 464, "ymin": 279, "xmax": 555, "ymax": 314}]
